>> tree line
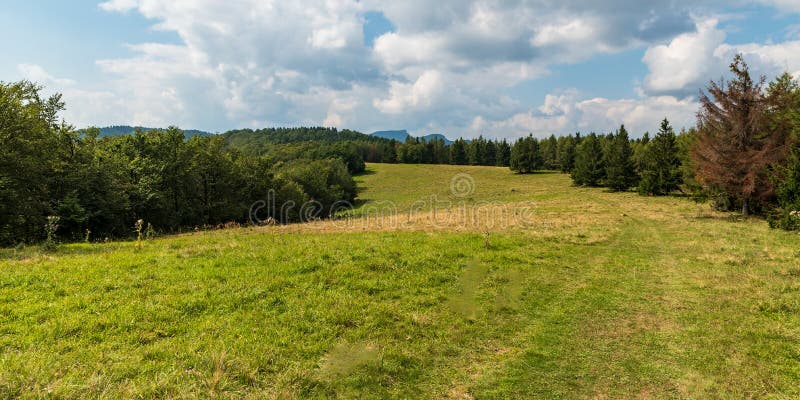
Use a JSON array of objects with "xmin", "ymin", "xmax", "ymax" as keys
[
  {"xmin": 507, "ymin": 122, "xmax": 691, "ymax": 195},
  {"xmin": 0, "ymin": 82, "xmax": 357, "ymax": 245},
  {"xmin": 505, "ymin": 55, "xmax": 800, "ymax": 230}
]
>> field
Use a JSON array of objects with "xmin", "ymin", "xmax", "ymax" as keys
[{"xmin": 1, "ymin": 163, "xmax": 800, "ymax": 399}]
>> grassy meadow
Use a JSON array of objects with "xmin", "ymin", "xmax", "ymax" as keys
[{"xmin": 1, "ymin": 163, "xmax": 799, "ymax": 398}]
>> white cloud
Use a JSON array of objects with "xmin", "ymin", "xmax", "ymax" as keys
[
  {"xmin": 489, "ymin": 91, "xmax": 698, "ymax": 139},
  {"xmin": 374, "ymin": 70, "xmax": 445, "ymax": 114},
  {"xmin": 87, "ymin": 0, "xmax": 706, "ymax": 134},
  {"xmin": 642, "ymin": 18, "xmax": 726, "ymax": 95},
  {"xmin": 642, "ymin": 17, "xmax": 800, "ymax": 96},
  {"xmin": 10, "ymin": 0, "xmax": 791, "ymax": 139},
  {"xmin": 17, "ymin": 64, "xmax": 75, "ymax": 86}
]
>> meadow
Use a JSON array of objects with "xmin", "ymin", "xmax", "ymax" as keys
[{"xmin": 1, "ymin": 163, "xmax": 799, "ymax": 399}]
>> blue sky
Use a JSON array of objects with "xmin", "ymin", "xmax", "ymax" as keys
[{"xmin": 2, "ymin": 1, "xmax": 799, "ymax": 139}]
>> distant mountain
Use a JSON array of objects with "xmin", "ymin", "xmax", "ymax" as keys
[
  {"xmin": 89, "ymin": 125, "xmax": 214, "ymax": 138},
  {"xmin": 369, "ymin": 130, "xmax": 454, "ymax": 145},
  {"xmin": 420, "ymin": 133, "xmax": 453, "ymax": 145},
  {"xmin": 369, "ymin": 130, "xmax": 411, "ymax": 142}
]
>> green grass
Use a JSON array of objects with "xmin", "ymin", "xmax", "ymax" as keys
[{"xmin": 1, "ymin": 163, "xmax": 799, "ymax": 398}]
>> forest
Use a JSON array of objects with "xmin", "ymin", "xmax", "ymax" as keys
[{"xmin": 1, "ymin": 55, "xmax": 799, "ymax": 246}]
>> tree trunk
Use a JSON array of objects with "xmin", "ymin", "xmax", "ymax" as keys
[{"xmin": 741, "ymin": 198, "xmax": 749, "ymax": 215}]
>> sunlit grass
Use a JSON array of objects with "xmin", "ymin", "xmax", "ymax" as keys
[{"xmin": 1, "ymin": 163, "xmax": 799, "ymax": 398}]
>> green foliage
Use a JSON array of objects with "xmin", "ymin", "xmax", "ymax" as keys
[
  {"xmin": 571, "ymin": 133, "xmax": 605, "ymax": 186},
  {"xmin": 0, "ymin": 81, "xmax": 66, "ymax": 244},
  {"xmin": 540, "ymin": 135, "xmax": 559, "ymax": 170},
  {"xmin": 43, "ymin": 216, "xmax": 59, "ymax": 251},
  {"xmin": 278, "ymin": 158, "xmax": 357, "ymax": 219},
  {"xmin": 604, "ymin": 125, "xmax": 638, "ymax": 191},
  {"xmin": 3, "ymin": 164, "xmax": 800, "ymax": 398},
  {"xmin": 509, "ymin": 135, "xmax": 542, "ymax": 174},
  {"xmin": 638, "ymin": 119, "xmax": 681, "ymax": 195},
  {"xmin": 0, "ymin": 82, "xmax": 363, "ymax": 244},
  {"xmin": 556, "ymin": 134, "xmax": 579, "ymax": 173},
  {"xmin": 450, "ymin": 139, "xmax": 469, "ymax": 165},
  {"xmin": 496, "ymin": 139, "xmax": 511, "ymax": 167},
  {"xmin": 769, "ymin": 145, "xmax": 800, "ymax": 230}
]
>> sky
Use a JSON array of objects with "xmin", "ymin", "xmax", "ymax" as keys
[{"xmin": 2, "ymin": 1, "xmax": 799, "ymax": 139}]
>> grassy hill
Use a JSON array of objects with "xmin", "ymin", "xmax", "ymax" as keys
[{"xmin": 2, "ymin": 164, "xmax": 799, "ymax": 398}]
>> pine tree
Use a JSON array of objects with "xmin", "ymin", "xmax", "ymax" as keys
[
  {"xmin": 483, "ymin": 140, "xmax": 497, "ymax": 166},
  {"xmin": 638, "ymin": 118, "xmax": 681, "ymax": 195},
  {"xmin": 604, "ymin": 125, "xmax": 638, "ymax": 191},
  {"xmin": 540, "ymin": 135, "xmax": 558, "ymax": 170},
  {"xmin": 769, "ymin": 145, "xmax": 800, "ymax": 230},
  {"xmin": 468, "ymin": 136, "xmax": 486, "ymax": 165},
  {"xmin": 693, "ymin": 55, "xmax": 788, "ymax": 215},
  {"xmin": 510, "ymin": 135, "xmax": 541, "ymax": 174},
  {"xmin": 450, "ymin": 139, "xmax": 468, "ymax": 165},
  {"xmin": 557, "ymin": 134, "xmax": 578, "ymax": 173},
  {"xmin": 571, "ymin": 133, "xmax": 605, "ymax": 186},
  {"xmin": 496, "ymin": 139, "xmax": 511, "ymax": 167}
]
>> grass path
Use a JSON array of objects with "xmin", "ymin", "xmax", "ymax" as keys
[{"xmin": 1, "ymin": 163, "xmax": 799, "ymax": 398}]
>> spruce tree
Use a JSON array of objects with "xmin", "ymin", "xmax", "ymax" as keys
[
  {"xmin": 483, "ymin": 140, "xmax": 497, "ymax": 166},
  {"xmin": 604, "ymin": 125, "xmax": 638, "ymax": 191},
  {"xmin": 769, "ymin": 145, "xmax": 800, "ymax": 230},
  {"xmin": 557, "ymin": 134, "xmax": 578, "ymax": 173},
  {"xmin": 450, "ymin": 139, "xmax": 468, "ymax": 165},
  {"xmin": 510, "ymin": 135, "xmax": 541, "ymax": 174},
  {"xmin": 571, "ymin": 133, "xmax": 605, "ymax": 186},
  {"xmin": 638, "ymin": 118, "xmax": 681, "ymax": 195},
  {"xmin": 496, "ymin": 139, "xmax": 511, "ymax": 167},
  {"xmin": 540, "ymin": 135, "xmax": 558, "ymax": 170}
]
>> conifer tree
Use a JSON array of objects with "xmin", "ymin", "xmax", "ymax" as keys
[
  {"xmin": 450, "ymin": 138, "xmax": 468, "ymax": 165},
  {"xmin": 693, "ymin": 55, "xmax": 787, "ymax": 215},
  {"xmin": 571, "ymin": 133, "xmax": 605, "ymax": 186},
  {"xmin": 483, "ymin": 140, "xmax": 497, "ymax": 166},
  {"xmin": 638, "ymin": 118, "xmax": 681, "ymax": 195},
  {"xmin": 557, "ymin": 134, "xmax": 578, "ymax": 173},
  {"xmin": 510, "ymin": 135, "xmax": 541, "ymax": 174},
  {"xmin": 540, "ymin": 134, "xmax": 558, "ymax": 170},
  {"xmin": 496, "ymin": 139, "xmax": 511, "ymax": 167},
  {"xmin": 604, "ymin": 125, "xmax": 638, "ymax": 191}
]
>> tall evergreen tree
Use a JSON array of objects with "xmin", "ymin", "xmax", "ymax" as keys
[
  {"xmin": 510, "ymin": 135, "xmax": 541, "ymax": 174},
  {"xmin": 638, "ymin": 119, "xmax": 681, "ymax": 195},
  {"xmin": 604, "ymin": 125, "xmax": 638, "ymax": 191},
  {"xmin": 556, "ymin": 134, "xmax": 578, "ymax": 173},
  {"xmin": 450, "ymin": 138, "xmax": 468, "ymax": 165},
  {"xmin": 496, "ymin": 139, "xmax": 511, "ymax": 167},
  {"xmin": 483, "ymin": 140, "xmax": 497, "ymax": 166},
  {"xmin": 769, "ymin": 145, "xmax": 800, "ymax": 230},
  {"xmin": 571, "ymin": 133, "xmax": 605, "ymax": 186},
  {"xmin": 540, "ymin": 134, "xmax": 559, "ymax": 170},
  {"xmin": 693, "ymin": 55, "xmax": 789, "ymax": 215},
  {"xmin": 468, "ymin": 136, "xmax": 486, "ymax": 165}
]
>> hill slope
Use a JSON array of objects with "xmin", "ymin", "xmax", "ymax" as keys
[
  {"xmin": 370, "ymin": 129, "xmax": 454, "ymax": 144},
  {"xmin": 91, "ymin": 125, "xmax": 213, "ymax": 138},
  {"xmin": 2, "ymin": 164, "xmax": 799, "ymax": 398}
]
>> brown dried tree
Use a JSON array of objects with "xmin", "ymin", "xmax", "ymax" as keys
[{"xmin": 693, "ymin": 55, "xmax": 789, "ymax": 215}]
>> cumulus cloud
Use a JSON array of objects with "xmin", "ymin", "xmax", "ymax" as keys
[
  {"xmin": 89, "ymin": 0, "xmax": 709, "ymax": 134},
  {"xmin": 642, "ymin": 17, "xmax": 800, "ymax": 97},
  {"xmin": 489, "ymin": 90, "xmax": 698, "ymax": 139},
  {"xmin": 14, "ymin": 0, "xmax": 792, "ymax": 138},
  {"xmin": 642, "ymin": 18, "xmax": 726, "ymax": 96},
  {"xmin": 18, "ymin": 64, "xmax": 76, "ymax": 86}
]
